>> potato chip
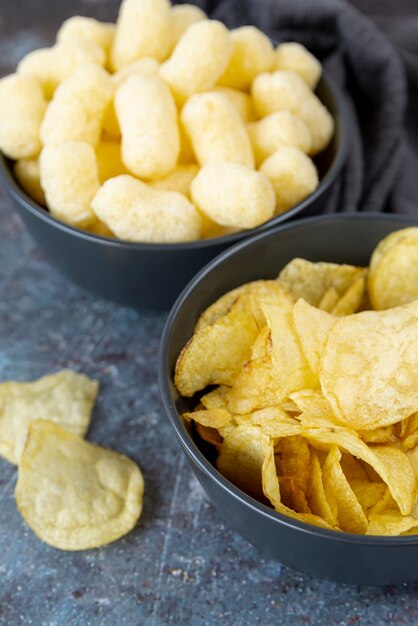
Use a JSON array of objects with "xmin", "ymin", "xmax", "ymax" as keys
[
  {"xmin": 275, "ymin": 435, "xmax": 311, "ymax": 494},
  {"xmin": 322, "ymin": 446, "xmax": 368, "ymax": 533},
  {"xmin": 360, "ymin": 425, "xmax": 395, "ymax": 444},
  {"xmin": 349, "ymin": 480, "xmax": 387, "ymax": 513},
  {"xmin": 217, "ymin": 425, "xmax": 270, "ymax": 501},
  {"xmin": 226, "ymin": 327, "xmax": 286, "ymax": 414},
  {"xmin": 262, "ymin": 442, "xmax": 334, "ymax": 529},
  {"xmin": 367, "ymin": 512, "xmax": 418, "ymax": 536},
  {"xmin": 184, "ymin": 408, "xmax": 232, "ymax": 429},
  {"xmin": 278, "ymin": 476, "xmax": 310, "ymax": 513},
  {"xmin": 250, "ymin": 407, "xmax": 301, "ymax": 437},
  {"xmin": 0, "ymin": 370, "xmax": 98, "ymax": 464},
  {"xmin": 16, "ymin": 420, "xmax": 144, "ymax": 550},
  {"xmin": 368, "ymin": 227, "xmax": 418, "ymax": 276},
  {"xmin": 174, "ymin": 308, "xmax": 258, "ymax": 396},
  {"xmin": 195, "ymin": 280, "xmax": 291, "ymax": 331},
  {"xmin": 368, "ymin": 231, "xmax": 418, "ymax": 310},
  {"xmin": 318, "ymin": 286, "xmax": 340, "ymax": 312},
  {"xmin": 331, "ymin": 274, "xmax": 366, "ymax": 316},
  {"xmin": 401, "ymin": 413, "xmax": 418, "ymax": 450},
  {"xmin": 200, "ymin": 385, "xmax": 230, "ymax": 411},
  {"xmin": 308, "ymin": 451, "xmax": 336, "ymax": 525},
  {"xmin": 278, "ymin": 258, "xmax": 365, "ymax": 307},
  {"xmin": 302, "ymin": 428, "xmax": 416, "ymax": 515},
  {"xmin": 262, "ymin": 301, "xmax": 317, "ymax": 396},
  {"xmin": 320, "ymin": 302, "xmax": 418, "ymax": 430},
  {"xmin": 293, "ymin": 299, "xmax": 337, "ymax": 376},
  {"xmin": 195, "ymin": 422, "xmax": 223, "ymax": 451}
]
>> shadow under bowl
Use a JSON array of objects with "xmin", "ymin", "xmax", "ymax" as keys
[{"xmin": 159, "ymin": 213, "xmax": 418, "ymax": 585}]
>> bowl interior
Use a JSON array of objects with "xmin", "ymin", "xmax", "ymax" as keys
[{"xmin": 160, "ymin": 213, "xmax": 418, "ymax": 542}]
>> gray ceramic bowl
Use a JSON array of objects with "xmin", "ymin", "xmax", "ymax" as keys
[
  {"xmin": 0, "ymin": 72, "xmax": 349, "ymax": 310},
  {"xmin": 159, "ymin": 213, "xmax": 418, "ymax": 585}
]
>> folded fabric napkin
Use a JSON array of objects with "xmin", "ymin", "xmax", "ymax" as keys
[{"xmin": 180, "ymin": 0, "xmax": 416, "ymax": 215}]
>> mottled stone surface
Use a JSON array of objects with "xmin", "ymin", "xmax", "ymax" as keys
[{"xmin": 1, "ymin": 1, "xmax": 418, "ymax": 624}]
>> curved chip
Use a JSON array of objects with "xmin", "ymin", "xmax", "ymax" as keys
[
  {"xmin": 217, "ymin": 425, "xmax": 270, "ymax": 501},
  {"xmin": 195, "ymin": 280, "xmax": 291, "ymax": 332},
  {"xmin": 174, "ymin": 308, "xmax": 258, "ymax": 396},
  {"xmin": 322, "ymin": 446, "xmax": 368, "ymax": 534},
  {"xmin": 302, "ymin": 428, "xmax": 416, "ymax": 515},
  {"xmin": 16, "ymin": 420, "xmax": 144, "ymax": 550},
  {"xmin": 368, "ymin": 232, "xmax": 418, "ymax": 310},
  {"xmin": 320, "ymin": 302, "xmax": 418, "ymax": 430},
  {"xmin": 293, "ymin": 299, "xmax": 337, "ymax": 376},
  {"xmin": 262, "ymin": 301, "xmax": 317, "ymax": 396},
  {"xmin": 0, "ymin": 370, "xmax": 98, "ymax": 464},
  {"xmin": 278, "ymin": 258, "xmax": 365, "ymax": 307}
]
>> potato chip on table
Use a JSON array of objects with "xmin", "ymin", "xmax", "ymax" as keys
[
  {"xmin": 16, "ymin": 420, "xmax": 144, "ymax": 550},
  {"xmin": 0, "ymin": 369, "xmax": 98, "ymax": 464}
]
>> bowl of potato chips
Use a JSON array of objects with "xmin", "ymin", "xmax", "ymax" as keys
[
  {"xmin": 0, "ymin": 0, "xmax": 348, "ymax": 309},
  {"xmin": 160, "ymin": 213, "xmax": 418, "ymax": 584}
]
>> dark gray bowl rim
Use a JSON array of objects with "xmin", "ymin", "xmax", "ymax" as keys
[
  {"xmin": 0, "ymin": 70, "xmax": 350, "ymax": 252},
  {"xmin": 159, "ymin": 212, "xmax": 418, "ymax": 547}
]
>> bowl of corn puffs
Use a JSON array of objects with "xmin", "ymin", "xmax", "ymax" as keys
[{"xmin": 0, "ymin": 0, "xmax": 349, "ymax": 309}]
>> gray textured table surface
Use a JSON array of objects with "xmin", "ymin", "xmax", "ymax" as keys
[{"xmin": 1, "ymin": 1, "xmax": 418, "ymax": 625}]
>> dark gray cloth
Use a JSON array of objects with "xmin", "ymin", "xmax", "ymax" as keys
[{"xmin": 178, "ymin": 0, "xmax": 417, "ymax": 216}]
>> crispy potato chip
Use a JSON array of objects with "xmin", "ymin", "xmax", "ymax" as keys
[
  {"xmin": 195, "ymin": 423, "xmax": 223, "ymax": 451},
  {"xmin": 16, "ymin": 420, "xmax": 144, "ymax": 550},
  {"xmin": 278, "ymin": 476, "xmax": 310, "ymax": 513},
  {"xmin": 340, "ymin": 453, "xmax": 369, "ymax": 482},
  {"xmin": 174, "ymin": 308, "xmax": 258, "ymax": 396},
  {"xmin": 401, "ymin": 413, "xmax": 418, "ymax": 450},
  {"xmin": 368, "ymin": 228, "xmax": 418, "ymax": 310},
  {"xmin": 200, "ymin": 385, "xmax": 230, "ymax": 410},
  {"xmin": 275, "ymin": 435, "xmax": 311, "ymax": 493},
  {"xmin": 185, "ymin": 408, "xmax": 232, "ymax": 429},
  {"xmin": 320, "ymin": 302, "xmax": 418, "ymax": 430},
  {"xmin": 322, "ymin": 446, "xmax": 368, "ymax": 533},
  {"xmin": 250, "ymin": 407, "xmax": 301, "ymax": 437},
  {"xmin": 278, "ymin": 258, "xmax": 365, "ymax": 307},
  {"xmin": 308, "ymin": 451, "xmax": 337, "ymax": 525},
  {"xmin": 293, "ymin": 299, "xmax": 337, "ymax": 376},
  {"xmin": 217, "ymin": 425, "xmax": 270, "ymax": 501},
  {"xmin": 331, "ymin": 274, "xmax": 366, "ymax": 316},
  {"xmin": 289, "ymin": 389, "xmax": 342, "ymax": 427},
  {"xmin": 302, "ymin": 428, "xmax": 416, "ymax": 515},
  {"xmin": 262, "ymin": 442, "xmax": 334, "ymax": 529},
  {"xmin": 318, "ymin": 286, "xmax": 340, "ymax": 312},
  {"xmin": 367, "ymin": 488, "xmax": 399, "ymax": 516},
  {"xmin": 226, "ymin": 330, "xmax": 285, "ymax": 414},
  {"xmin": 349, "ymin": 480, "xmax": 387, "ymax": 513},
  {"xmin": 263, "ymin": 301, "xmax": 317, "ymax": 396},
  {"xmin": 367, "ymin": 512, "xmax": 418, "ymax": 536},
  {"xmin": 195, "ymin": 280, "xmax": 291, "ymax": 331},
  {"xmin": 360, "ymin": 425, "xmax": 395, "ymax": 444},
  {"xmin": 0, "ymin": 370, "xmax": 98, "ymax": 464}
]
